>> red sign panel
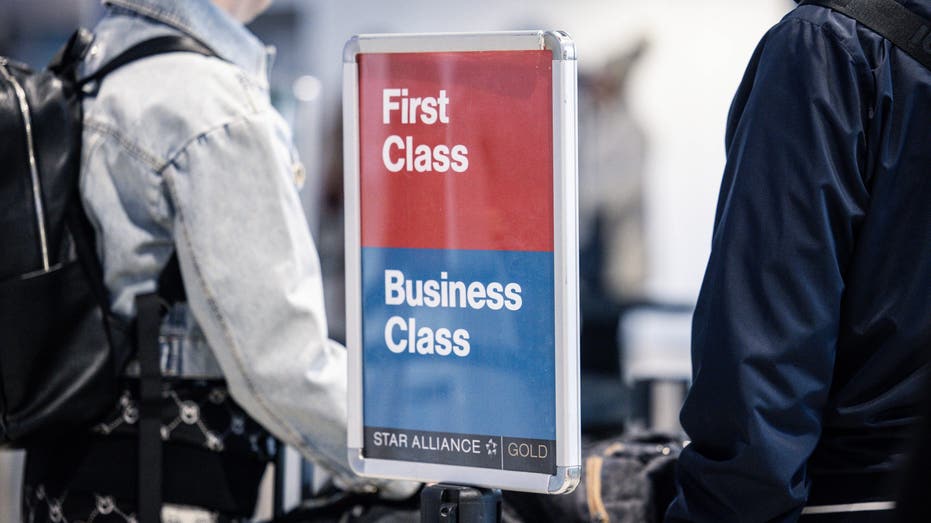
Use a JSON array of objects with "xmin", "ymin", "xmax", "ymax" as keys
[{"xmin": 359, "ymin": 51, "xmax": 554, "ymax": 252}]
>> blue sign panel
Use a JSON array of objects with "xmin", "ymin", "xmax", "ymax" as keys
[{"xmin": 362, "ymin": 247, "xmax": 555, "ymax": 472}]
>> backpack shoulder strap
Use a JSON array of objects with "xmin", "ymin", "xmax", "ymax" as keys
[
  {"xmin": 48, "ymin": 28, "xmax": 95, "ymax": 77},
  {"xmin": 79, "ymin": 34, "xmax": 217, "ymax": 87},
  {"xmin": 801, "ymin": 0, "xmax": 931, "ymax": 71}
]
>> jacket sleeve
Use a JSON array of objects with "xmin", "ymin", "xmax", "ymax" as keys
[
  {"xmin": 665, "ymin": 16, "xmax": 872, "ymax": 522},
  {"xmin": 159, "ymin": 106, "xmax": 365, "ymax": 488}
]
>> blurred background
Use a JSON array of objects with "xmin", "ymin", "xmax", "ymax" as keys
[{"xmin": 1, "ymin": 0, "xmax": 795, "ymax": 517}]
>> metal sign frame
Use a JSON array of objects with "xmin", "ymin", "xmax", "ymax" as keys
[{"xmin": 343, "ymin": 30, "xmax": 579, "ymax": 494}]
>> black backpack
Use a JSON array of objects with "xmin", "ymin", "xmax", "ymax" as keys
[{"xmin": 0, "ymin": 29, "xmax": 211, "ymax": 447}]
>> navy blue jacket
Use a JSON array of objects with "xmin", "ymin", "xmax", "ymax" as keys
[{"xmin": 666, "ymin": 2, "xmax": 931, "ymax": 521}]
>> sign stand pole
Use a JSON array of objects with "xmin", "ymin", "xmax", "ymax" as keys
[{"xmin": 420, "ymin": 484, "xmax": 502, "ymax": 523}]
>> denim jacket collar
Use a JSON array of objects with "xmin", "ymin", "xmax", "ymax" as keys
[{"xmin": 90, "ymin": 0, "xmax": 273, "ymax": 85}]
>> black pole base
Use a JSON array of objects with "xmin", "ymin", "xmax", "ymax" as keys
[{"xmin": 420, "ymin": 484, "xmax": 502, "ymax": 523}]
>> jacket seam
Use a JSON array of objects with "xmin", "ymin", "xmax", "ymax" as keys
[
  {"xmin": 80, "ymin": 130, "xmax": 107, "ymax": 185},
  {"xmin": 783, "ymin": 16, "xmax": 871, "ymax": 71},
  {"xmin": 156, "ymin": 107, "xmax": 265, "ymax": 175},
  {"xmin": 87, "ymin": 102, "xmax": 266, "ymax": 177},
  {"xmin": 782, "ymin": 15, "xmax": 876, "ymax": 184},
  {"xmin": 83, "ymin": 123, "xmax": 175, "ymax": 231},
  {"xmin": 85, "ymin": 119, "xmax": 163, "ymax": 172}
]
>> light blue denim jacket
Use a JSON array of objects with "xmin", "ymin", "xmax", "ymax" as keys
[{"xmin": 79, "ymin": 0, "xmax": 362, "ymax": 488}]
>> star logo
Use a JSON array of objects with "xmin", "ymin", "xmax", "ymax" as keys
[{"xmin": 486, "ymin": 439, "xmax": 498, "ymax": 456}]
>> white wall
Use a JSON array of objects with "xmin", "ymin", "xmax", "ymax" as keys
[{"xmin": 625, "ymin": 2, "xmax": 792, "ymax": 300}]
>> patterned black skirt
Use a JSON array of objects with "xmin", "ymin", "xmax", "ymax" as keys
[{"xmin": 23, "ymin": 379, "xmax": 276, "ymax": 523}]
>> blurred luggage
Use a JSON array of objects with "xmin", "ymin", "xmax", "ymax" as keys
[{"xmin": 504, "ymin": 432, "xmax": 682, "ymax": 523}]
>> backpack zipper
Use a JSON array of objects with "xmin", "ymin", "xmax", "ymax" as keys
[{"xmin": 0, "ymin": 61, "xmax": 51, "ymax": 272}]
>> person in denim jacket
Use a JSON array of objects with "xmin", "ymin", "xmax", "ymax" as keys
[{"xmin": 22, "ymin": 0, "xmax": 414, "ymax": 520}]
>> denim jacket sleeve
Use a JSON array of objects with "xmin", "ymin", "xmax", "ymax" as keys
[
  {"xmin": 161, "ymin": 105, "xmax": 358, "ymax": 482},
  {"xmin": 665, "ymin": 12, "xmax": 871, "ymax": 522}
]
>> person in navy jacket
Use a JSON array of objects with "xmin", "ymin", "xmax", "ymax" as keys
[{"xmin": 666, "ymin": 1, "xmax": 931, "ymax": 521}]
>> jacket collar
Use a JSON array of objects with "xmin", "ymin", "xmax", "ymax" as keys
[{"xmin": 89, "ymin": 0, "xmax": 272, "ymax": 85}]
